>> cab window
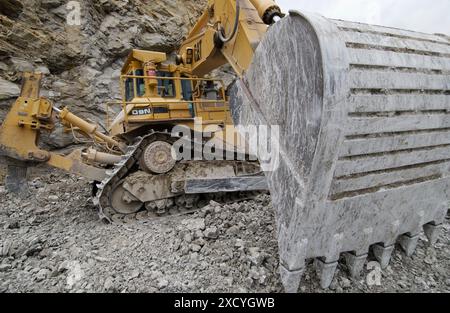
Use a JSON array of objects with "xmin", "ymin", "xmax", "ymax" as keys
[
  {"xmin": 125, "ymin": 72, "xmax": 135, "ymax": 102},
  {"xmin": 181, "ymin": 77, "xmax": 193, "ymax": 101},
  {"xmin": 157, "ymin": 71, "xmax": 175, "ymax": 98},
  {"xmin": 135, "ymin": 69, "xmax": 145, "ymax": 97},
  {"xmin": 181, "ymin": 76, "xmax": 195, "ymax": 117}
]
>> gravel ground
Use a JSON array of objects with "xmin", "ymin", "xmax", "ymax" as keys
[{"xmin": 0, "ymin": 170, "xmax": 449, "ymax": 293}]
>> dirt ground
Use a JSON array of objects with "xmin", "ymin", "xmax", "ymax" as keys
[{"xmin": 0, "ymin": 169, "xmax": 448, "ymax": 293}]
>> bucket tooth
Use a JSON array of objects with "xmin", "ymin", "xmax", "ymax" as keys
[
  {"xmin": 423, "ymin": 223, "xmax": 442, "ymax": 245},
  {"xmin": 314, "ymin": 259, "xmax": 338, "ymax": 289},
  {"xmin": 344, "ymin": 253, "xmax": 368, "ymax": 279},
  {"xmin": 398, "ymin": 234, "xmax": 420, "ymax": 257},
  {"xmin": 279, "ymin": 266, "xmax": 304, "ymax": 293},
  {"xmin": 372, "ymin": 244, "xmax": 394, "ymax": 269}
]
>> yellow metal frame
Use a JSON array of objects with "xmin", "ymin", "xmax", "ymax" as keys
[
  {"xmin": 107, "ymin": 74, "xmax": 229, "ymax": 128},
  {"xmin": 178, "ymin": 0, "xmax": 279, "ymax": 77},
  {"xmin": 0, "ymin": 73, "xmax": 108, "ymax": 181}
]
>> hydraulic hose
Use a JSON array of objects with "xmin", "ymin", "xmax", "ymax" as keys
[{"xmin": 218, "ymin": 0, "xmax": 241, "ymax": 43}]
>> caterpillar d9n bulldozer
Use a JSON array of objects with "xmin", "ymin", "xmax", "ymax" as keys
[
  {"xmin": 1, "ymin": 0, "xmax": 450, "ymax": 292},
  {"xmin": 0, "ymin": 53, "xmax": 268, "ymax": 221}
]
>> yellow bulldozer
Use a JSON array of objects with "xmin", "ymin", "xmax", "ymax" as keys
[{"xmin": 1, "ymin": 0, "xmax": 449, "ymax": 292}]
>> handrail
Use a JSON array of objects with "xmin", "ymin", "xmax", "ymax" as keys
[
  {"xmin": 120, "ymin": 75, "xmax": 225, "ymax": 83},
  {"xmin": 105, "ymin": 99, "xmax": 229, "ymax": 129},
  {"xmin": 107, "ymin": 100, "xmax": 227, "ymax": 105},
  {"xmin": 108, "ymin": 75, "xmax": 228, "ymax": 128}
]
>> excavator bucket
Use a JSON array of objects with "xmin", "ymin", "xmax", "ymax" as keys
[{"xmin": 230, "ymin": 10, "xmax": 450, "ymax": 291}]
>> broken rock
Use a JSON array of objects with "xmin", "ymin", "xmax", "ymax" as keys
[
  {"xmin": 35, "ymin": 269, "xmax": 50, "ymax": 282},
  {"xmin": 0, "ymin": 264, "xmax": 12, "ymax": 272},
  {"xmin": 181, "ymin": 218, "xmax": 205, "ymax": 232},
  {"xmin": 203, "ymin": 226, "xmax": 219, "ymax": 239},
  {"xmin": 157, "ymin": 278, "xmax": 169, "ymax": 290},
  {"xmin": 0, "ymin": 78, "xmax": 20, "ymax": 100}
]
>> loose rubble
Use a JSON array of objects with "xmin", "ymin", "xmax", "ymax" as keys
[{"xmin": 0, "ymin": 169, "xmax": 448, "ymax": 293}]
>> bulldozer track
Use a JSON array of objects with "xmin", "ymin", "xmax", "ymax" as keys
[
  {"xmin": 93, "ymin": 131, "xmax": 264, "ymax": 224},
  {"xmin": 102, "ymin": 191, "xmax": 262, "ymax": 224},
  {"xmin": 94, "ymin": 133, "xmax": 148, "ymax": 223}
]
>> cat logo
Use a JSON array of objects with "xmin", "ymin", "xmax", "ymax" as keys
[
  {"xmin": 194, "ymin": 40, "xmax": 202, "ymax": 62},
  {"xmin": 131, "ymin": 107, "xmax": 153, "ymax": 116}
]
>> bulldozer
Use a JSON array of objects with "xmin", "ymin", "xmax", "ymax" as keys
[
  {"xmin": 1, "ymin": 0, "xmax": 449, "ymax": 292},
  {"xmin": 0, "ymin": 53, "xmax": 268, "ymax": 220}
]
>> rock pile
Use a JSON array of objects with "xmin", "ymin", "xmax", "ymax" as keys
[{"xmin": 0, "ymin": 170, "xmax": 448, "ymax": 293}]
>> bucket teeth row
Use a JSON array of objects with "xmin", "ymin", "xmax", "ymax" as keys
[{"xmin": 278, "ymin": 219, "xmax": 445, "ymax": 292}]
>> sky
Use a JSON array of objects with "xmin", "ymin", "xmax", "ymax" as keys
[{"xmin": 276, "ymin": 0, "xmax": 450, "ymax": 35}]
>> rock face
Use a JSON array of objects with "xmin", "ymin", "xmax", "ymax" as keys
[
  {"xmin": 0, "ymin": 78, "xmax": 19, "ymax": 100},
  {"xmin": 0, "ymin": 0, "xmax": 207, "ymax": 148}
]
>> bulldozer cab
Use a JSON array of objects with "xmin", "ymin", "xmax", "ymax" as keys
[
  {"xmin": 124, "ymin": 69, "xmax": 177, "ymax": 100},
  {"xmin": 106, "ymin": 49, "xmax": 231, "ymax": 137}
]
